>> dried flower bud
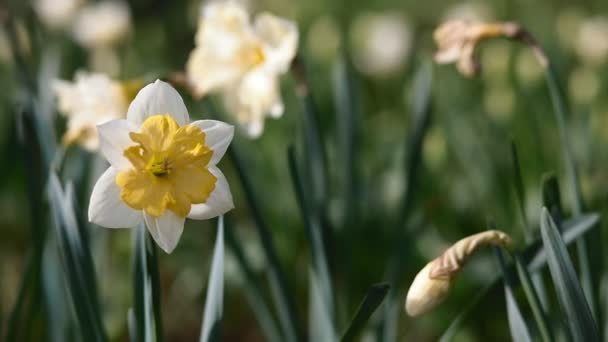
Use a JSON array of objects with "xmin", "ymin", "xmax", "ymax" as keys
[
  {"xmin": 405, "ymin": 230, "xmax": 512, "ymax": 316},
  {"xmin": 433, "ymin": 20, "xmax": 525, "ymax": 77}
]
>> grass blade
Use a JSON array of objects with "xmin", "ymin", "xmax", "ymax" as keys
[
  {"xmin": 309, "ymin": 268, "xmax": 336, "ymax": 341},
  {"xmin": 495, "ymin": 249, "xmax": 533, "ymax": 342},
  {"xmin": 340, "ymin": 283, "xmax": 390, "ymax": 342},
  {"xmin": 200, "ymin": 216, "xmax": 225, "ymax": 342},
  {"xmin": 540, "ymin": 208, "xmax": 598, "ymax": 342}
]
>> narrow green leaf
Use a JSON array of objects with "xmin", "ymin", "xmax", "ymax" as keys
[
  {"xmin": 287, "ymin": 146, "xmax": 335, "ymax": 339},
  {"xmin": 438, "ymin": 280, "xmax": 495, "ymax": 342},
  {"xmin": 510, "ymin": 142, "xmax": 531, "ymax": 239},
  {"xmin": 200, "ymin": 217, "xmax": 225, "ymax": 342},
  {"xmin": 541, "ymin": 173, "xmax": 564, "ymax": 225},
  {"xmin": 333, "ymin": 58, "xmax": 359, "ymax": 226},
  {"xmin": 382, "ymin": 61, "xmax": 434, "ymax": 342},
  {"xmin": 528, "ymin": 213, "xmax": 600, "ymax": 270},
  {"xmin": 47, "ymin": 173, "xmax": 106, "ymax": 342},
  {"xmin": 540, "ymin": 208, "xmax": 598, "ymax": 342},
  {"xmin": 202, "ymin": 99, "xmax": 300, "ymax": 342},
  {"xmin": 132, "ymin": 223, "xmax": 155, "ymax": 342},
  {"xmin": 495, "ymin": 249, "xmax": 533, "ymax": 342},
  {"xmin": 224, "ymin": 224, "xmax": 282, "ymax": 342},
  {"xmin": 309, "ymin": 268, "xmax": 336, "ymax": 341},
  {"xmin": 340, "ymin": 283, "xmax": 390, "ymax": 342},
  {"xmin": 514, "ymin": 256, "xmax": 553, "ymax": 342}
]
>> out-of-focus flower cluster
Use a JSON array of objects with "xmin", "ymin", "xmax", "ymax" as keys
[{"xmin": 186, "ymin": 1, "xmax": 298, "ymax": 138}]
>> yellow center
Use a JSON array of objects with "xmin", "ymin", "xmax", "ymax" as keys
[{"xmin": 116, "ymin": 115, "xmax": 217, "ymax": 217}]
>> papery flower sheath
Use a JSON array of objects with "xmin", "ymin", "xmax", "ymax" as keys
[
  {"xmin": 88, "ymin": 80, "xmax": 234, "ymax": 253},
  {"xmin": 186, "ymin": 1, "xmax": 298, "ymax": 138},
  {"xmin": 405, "ymin": 230, "xmax": 512, "ymax": 316},
  {"xmin": 53, "ymin": 71, "xmax": 130, "ymax": 151}
]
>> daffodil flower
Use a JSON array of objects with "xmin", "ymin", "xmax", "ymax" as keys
[
  {"xmin": 53, "ymin": 71, "xmax": 130, "ymax": 151},
  {"xmin": 72, "ymin": 1, "xmax": 131, "ymax": 48},
  {"xmin": 88, "ymin": 80, "xmax": 234, "ymax": 253},
  {"xmin": 186, "ymin": 1, "xmax": 298, "ymax": 138}
]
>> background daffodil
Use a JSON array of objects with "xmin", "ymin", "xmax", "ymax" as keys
[
  {"xmin": 88, "ymin": 80, "xmax": 234, "ymax": 253},
  {"xmin": 186, "ymin": 1, "xmax": 298, "ymax": 138}
]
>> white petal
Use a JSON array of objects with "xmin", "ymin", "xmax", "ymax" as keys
[
  {"xmin": 190, "ymin": 120, "xmax": 234, "ymax": 165},
  {"xmin": 97, "ymin": 119, "xmax": 137, "ymax": 170},
  {"xmin": 254, "ymin": 13, "xmax": 298, "ymax": 74},
  {"xmin": 126, "ymin": 79, "xmax": 189, "ymax": 126},
  {"xmin": 88, "ymin": 167, "xmax": 142, "ymax": 228},
  {"xmin": 188, "ymin": 166, "xmax": 234, "ymax": 220},
  {"xmin": 144, "ymin": 211, "xmax": 185, "ymax": 254}
]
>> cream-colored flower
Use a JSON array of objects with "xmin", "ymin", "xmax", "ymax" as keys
[
  {"xmin": 72, "ymin": 1, "xmax": 131, "ymax": 48},
  {"xmin": 434, "ymin": 20, "xmax": 521, "ymax": 77},
  {"xmin": 34, "ymin": 0, "xmax": 83, "ymax": 30},
  {"xmin": 186, "ymin": 1, "xmax": 298, "ymax": 138},
  {"xmin": 350, "ymin": 13, "xmax": 412, "ymax": 77},
  {"xmin": 53, "ymin": 71, "xmax": 129, "ymax": 150},
  {"xmin": 576, "ymin": 17, "xmax": 608, "ymax": 65},
  {"xmin": 88, "ymin": 80, "xmax": 234, "ymax": 253},
  {"xmin": 405, "ymin": 230, "xmax": 512, "ymax": 317}
]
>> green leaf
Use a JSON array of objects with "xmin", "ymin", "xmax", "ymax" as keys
[
  {"xmin": 495, "ymin": 249, "xmax": 533, "ymax": 342},
  {"xmin": 287, "ymin": 147, "xmax": 335, "ymax": 340},
  {"xmin": 202, "ymin": 99, "xmax": 300, "ymax": 342},
  {"xmin": 540, "ymin": 208, "xmax": 598, "ymax": 342},
  {"xmin": 47, "ymin": 173, "xmax": 106, "ymax": 342},
  {"xmin": 514, "ymin": 256, "xmax": 553, "ymax": 342},
  {"xmin": 132, "ymin": 223, "xmax": 156, "ymax": 342},
  {"xmin": 200, "ymin": 216, "xmax": 225, "ymax": 342},
  {"xmin": 382, "ymin": 61, "xmax": 434, "ymax": 342},
  {"xmin": 340, "ymin": 283, "xmax": 390, "ymax": 342},
  {"xmin": 528, "ymin": 213, "xmax": 600, "ymax": 270},
  {"xmin": 224, "ymin": 224, "xmax": 282, "ymax": 342},
  {"xmin": 510, "ymin": 142, "xmax": 531, "ymax": 240}
]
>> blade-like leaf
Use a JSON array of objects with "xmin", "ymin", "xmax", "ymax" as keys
[
  {"xmin": 224, "ymin": 225, "xmax": 282, "ymax": 342},
  {"xmin": 200, "ymin": 216, "xmax": 225, "ymax": 342},
  {"xmin": 288, "ymin": 147, "xmax": 335, "ymax": 340},
  {"xmin": 132, "ymin": 223, "xmax": 155, "ymax": 342},
  {"xmin": 203, "ymin": 99, "xmax": 300, "ymax": 342},
  {"xmin": 514, "ymin": 256, "xmax": 553, "ymax": 342},
  {"xmin": 47, "ymin": 173, "xmax": 106, "ymax": 342},
  {"xmin": 529, "ymin": 213, "xmax": 600, "ymax": 270},
  {"xmin": 495, "ymin": 249, "xmax": 533, "ymax": 342},
  {"xmin": 382, "ymin": 61, "xmax": 434, "ymax": 342},
  {"xmin": 540, "ymin": 208, "xmax": 598, "ymax": 342},
  {"xmin": 341, "ymin": 283, "xmax": 390, "ymax": 342}
]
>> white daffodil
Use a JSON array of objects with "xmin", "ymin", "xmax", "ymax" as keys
[
  {"xmin": 72, "ymin": 1, "xmax": 131, "ymax": 48},
  {"xmin": 88, "ymin": 80, "xmax": 234, "ymax": 253},
  {"xmin": 34, "ymin": 0, "xmax": 83, "ymax": 30},
  {"xmin": 186, "ymin": 1, "xmax": 298, "ymax": 138},
  {"xmin": 53, "ymin": 71, "xmax": 129, "ymax": 151}
]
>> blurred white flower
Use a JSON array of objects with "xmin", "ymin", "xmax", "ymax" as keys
[
  {"xmin": 34, "ymin": 0, "xmax": 83, "ymax": 30},
  {"xmin": 186, "ymin": 1, "xmax": 298, "ymax": 138},
  {"xmin": 72, "ymin": 1, "xmax": 131, "ymax": 48},
  {"xmin": 442, "ymin": 1, "xmax": 493, "ymax": 22},
  {"xmin": 576, "ymin": 17, "xmax": 608, "ymax": 65},
  {"xmin": 350, "ymin": 13, "xmax": 412, "ymax": 77},
  {"xmin": 53, "ymin": 71, "xmax": 129, "ymax": 150},
  {"xmin": 88, "ymin": 80, "xmax": 235, "ymax": 253}
]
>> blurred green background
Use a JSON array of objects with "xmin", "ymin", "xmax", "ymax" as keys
[{"xmin": 2, "ymin": 0, "xmax": 608, "ymax": 341}]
